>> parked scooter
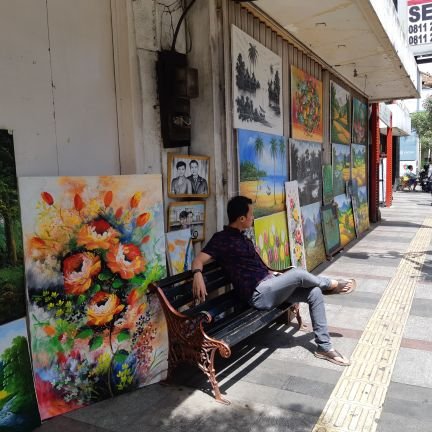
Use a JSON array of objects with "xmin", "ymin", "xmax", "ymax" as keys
[{"xmin": 419, "ymin": 165, "xmax": 432, "ymax": 192}]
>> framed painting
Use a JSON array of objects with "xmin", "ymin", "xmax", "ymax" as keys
[
  {"xmin": 332, "ymin": 143, "xmax": 351, "ymax": 196},
  {"xmin": 321, "ymin": 204, "xmax": 341, "ymax": 256},
  {"xmin": 352, "ymin": 98, "xmax": 368, "ymax": 145},
  {"xmin": 0, "ymin": 318, "xmax": 41, "ymax": 430},
  {"xmin": 355, "ymin": 185, "xmax": 370, "ymax": 235},
  {"xmin": 238, "ymin": 129, "xmax": 288, "ymax": 218},
  {"xmin": 18, "ymin": 175, "xmax": 168, "ymax": 420},
  {"xmin": 166, "ymin": 229, "xmax": 194, "ymax": 276},
  {"xmin": 0, "ymin": 130, "xmax": 26, "ymax": 324},
  {"xmin": 167, "ymin": 153, "xmax": 210, "ymax": 198},
  {"xmin": 284, "ymin": 181, "xmax": 306, "ymax": 269},
  {"xmin": 300, "ymin": 202, "xmax": 326, "ymax": 271},
  {"xmin": 291, "ymin": 66, "xmax": 323, "ymax": 142},
  {"xmin": 253, "ymin": 211, "xmax": 291, "ymax": 271},
  {"xmin": 330, "ymin": 81, "xmax": 351, "ymax": 144},
  {"xmin": 289, "ymin": 139, "xmax": 323, "ymax": 206},
  {"xmin": 168, "ymin": 201, "xmax": 206, "ymax": 242},
  {"xmin": 334, "ymin": 193, "xmax": 356, "ymax": 247},
  {"xmin": 322, "ymin": 164, "xmax": 333, "ymax": 205},
  {"xmin": 351, "ymin": 144, "xmax": 367, "ymax": 187},
  {"xmin": 231, "ymin": 25, "xmax": 283, "ymax": 135}
]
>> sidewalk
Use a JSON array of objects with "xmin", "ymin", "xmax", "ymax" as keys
[{"xmin": 36, "ymin": 191, "xmax": 432, "ymax": 432}]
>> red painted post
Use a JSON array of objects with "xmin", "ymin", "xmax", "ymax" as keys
[
  {"xmin": 370, "ymin": 103, "xmax": 380, "ymax": 222},
  {"xmin": 385, "ymin": 114, "xmax": 393, "ymax": 207}
]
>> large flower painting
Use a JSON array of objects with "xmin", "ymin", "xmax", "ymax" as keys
[{"xmin": 18, "ymin": 175, "xmax": 168, "ymax": 420}]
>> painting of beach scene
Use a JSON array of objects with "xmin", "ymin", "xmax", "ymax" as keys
[
  {"xmin": 253, "ymin": 212, "xmax": 291, "ymax": 271},
  {"xmin": 232, "ymin": 25, "xmax": 283, "ymax": 135},
  {"xmin": 18, "ymin": 175, "xmax": 168, "ymax": 420},
  {"xmin": 300, "ymin": 202, "xmax": 326, "ymax": 271},
  {"xmin": 331, "ymin": 81, "xmax": 351, "ymax": 144},
  {"xmin": 334, "ymin": 193, "xmax": 356, "ymax": 247},
  {"xmin": 352, "ymin": 98, "xmax": 368, "ymax": 145},
  {"xmin": 289, "ymin": 139, "xmax": 322, "ymax": 206},
  {"xmin": 238, "ymin": 129, "xmax": 288, "ymax": 218},
  {"xmin": 351, "ymin": 144, "xmax": 367, "ymax": 187},
  {"xmin": 321, "ymin": 204, "xmax": 341, "ymax": 256},
  {"xmin": 0, "ymin": 318, "xmax": 41, "ymax": 431},
  {"xmin": 332, "ymin": 143, "xmax": 351, "ymax": 196},
  {"xmin": 291, "ymin": 66, "xmax": 323, "ymax": 142}
]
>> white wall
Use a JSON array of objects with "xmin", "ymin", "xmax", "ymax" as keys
[{"xmin": 0, "ymin": 0, "xmax": 120, "ymax": 177}]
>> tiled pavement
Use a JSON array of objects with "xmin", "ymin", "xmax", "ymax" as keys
[{"xmin": 36, "ymin": 190, "xmax": 432, "ymax": 432}]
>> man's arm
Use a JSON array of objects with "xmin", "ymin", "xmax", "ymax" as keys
[{"xmin": 192, "ymin": 251, "xmax": 212, "ymax": 302}]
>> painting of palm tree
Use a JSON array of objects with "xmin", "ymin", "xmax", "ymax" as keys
[
  {"xmin": 238, "ymin": 129, "xmax": 288, "ymax": 218},
  {"xmin": 232, "ymin": 25, "xmax": 283, "ymax": 135}
]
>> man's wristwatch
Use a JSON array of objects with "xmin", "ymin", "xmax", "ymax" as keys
[{"xmin": 192, "ymin": 268, "xmax": 202, "ymax": 275}]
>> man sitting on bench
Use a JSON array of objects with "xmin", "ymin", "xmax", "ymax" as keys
[{"xmin": 192, "ymin": 195, "xmax": 356, "ymax": 367}]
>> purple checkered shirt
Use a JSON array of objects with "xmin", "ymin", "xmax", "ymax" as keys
[{"xmin": 202, "ymin": 226, "xmax": 270, "ymax": 302}]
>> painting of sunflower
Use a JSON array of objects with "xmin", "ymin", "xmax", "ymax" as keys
[{"xmin": 18, "ymin": 175, "xmax": 167, "ymax": 420}]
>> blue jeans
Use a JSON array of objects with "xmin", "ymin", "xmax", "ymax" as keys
[{"xmin": 251, "ymin": 269, "xmax": 332, "ymax": 352}]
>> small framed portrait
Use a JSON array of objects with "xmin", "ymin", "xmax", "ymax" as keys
[
  {"xmin": 168, "ymin": 201, "xmax": 206, "ymax": 242},
  {"xmin": 167, "ymin": 154, "xmax": 210, "ymax": 198}
]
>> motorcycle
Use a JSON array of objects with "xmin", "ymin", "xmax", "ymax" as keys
[{"xmin": 418, "ymin": 167, "xmax": 432, "ymax": 192}]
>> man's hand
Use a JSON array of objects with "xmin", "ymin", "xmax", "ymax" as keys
[{"xmin": 192, "ymin": 272, "xmax": 207, "ymax": 303}]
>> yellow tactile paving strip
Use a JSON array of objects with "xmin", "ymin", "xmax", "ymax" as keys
[{"xmin": 312, "ymin": 218, "xmax": 432, "ymax": 432}]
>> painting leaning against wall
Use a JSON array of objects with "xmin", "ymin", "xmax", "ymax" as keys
[
  {"xmin": 330, "ymin": 81, "xmax": 351, "ymax": 144},
  {"xmin": 352, "ymin": 98, "xmax": 368, "ymax": 145},
  {"xmin": 334, "ymin": 193, "xmax": 356, "ymax": 247},
  {"xmin": 332, "ymin": 143, "xmax": 351, "ymax": 197},
  {"xmin": 18, "ymin": 175, "xmax": 168, "ymax": 420}
]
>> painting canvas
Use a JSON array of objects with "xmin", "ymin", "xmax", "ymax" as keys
[
  {"xmin": 0, "ymin": 130, "xmax": 26, "ymax": 324},
  {"xmin": 321, "ymin": 204, "xmax": 341, "ymax": 256},
  {"xmin": 238, "ymin": 129, "xmax": 288, "ymax": 218},
  {"xmin": 232, "ymin": 25, "xmax": 283, "ymax": 135},
  {"xmin": 289, "ymin": 139, "xmax": 322, "ymax": 206},
  {"xmin": 300, "ymin": 202, "xmax": 326, "ymax": 271},
  {"xmin": 167, "ymin": 154, "xmax": 210, "ymax": 198},
  {"xmin": 0, "ymin": 318, "xmax": 41, "ymax": 431},
  {"xmin": 284, "ymin": 181, "xmax": 306, "ymax": 269},
  {"xmin": 351, "ymin": 144, "xmax": 367, "ymax": 188},
  {"xmin": 18, "ymin": 175, "xmax": 168, "ymax": 420},
  {"xmin": 253, "ymin": 212, "xmax": 291, "ymax": 271},
  {"xmin": 355, "ymin": 185, "xmax": 370, "ymax": 234},
  {"xmin": 331, "ymin": 81, "xmax": 351, "ymax": 144},
  {"xmin": 332, "ymin": 143, "xmax": 351, "ymax": 196},
  {"xmin": 166, "ymin": 229, "xmax": 194, "ymax": 276},
  {"xmin": 168, "ymin": 201, "xmax": 206, "ymax": 242},
  {"xmin": 322, "ymin": 164, "xmax": 333, "ymax": 204},
  {"xmin": 334, "ymin": 193, "xmax": 356, "ymax": 247},
  {"xmin": 291, "ymin": 66, "xmax": 323, "ymax": 142},
  {"xmin": 352, "ymin": 98, "xmax": 368, "ymax": 145}
]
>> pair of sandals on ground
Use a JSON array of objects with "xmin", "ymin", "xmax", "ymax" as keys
[{"xmin": 314, "ymin": 278, "xmax": 357, "ymax": 367}]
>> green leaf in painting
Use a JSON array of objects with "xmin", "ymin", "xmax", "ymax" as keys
[
  {"xmin": 89, "ymin": 335, "xmax": 103, "ymax": 351},
  {"xmin": 98, "ymin": 271, "xmax": 112, "ymax": 281},
  {"xmin": 77, "ymin": 328, "xmax": 93, "ymax": 339},
  {"xmin": 117, "ymin": 330, "xmax": 130, "ymax": 342},
  {"xmin": 112, "ymin": 279, "xmax": 123, "ymax": 289},
  {"xmin": 113, "ymin": 349, "xmax": 129, "ymax": 364},
  {"xmin": 77, "ymin": 294, "xmax": 87, "ymax": 305}
]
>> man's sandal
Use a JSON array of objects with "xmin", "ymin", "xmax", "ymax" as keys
[
  {"xmin": 327, "ymin": 278, "xmax": 357, "ymax": 295},
  {"xmin": 314, "ymin": 349, "xmax": 351, "ymax": 366}
]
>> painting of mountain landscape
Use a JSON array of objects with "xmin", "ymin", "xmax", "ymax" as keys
[
  {"xmin": 334, "ymin": 193, "xmax": 356, "ymax": 247},
  {"xmin": 351, "ymin": 144, "xmax": 367, "ymax": 187},
  {"xmin": 289, "ymin": 139, "xmax": 322, "ymax": 206},
  {"xmin": 238, "ymin": 129, "xmax": 288, "ymax": 218},
  {"xmin": 332, "ymin": 143, "xmax": 351, "ymax": 196},
  {"xmin": 300, "ymin": 202, "xmax": 326, "ymax": 271},
  {"xmin": 352, "ymin": 98, "xmax": 368, "ymax": 145},
  {"xmin": 331, "ymin": 81, "xmax": 351, "ymax": 144},
  {"xmin": 232, "ymin": 25, "xmax": 283, "ymax": 135}
]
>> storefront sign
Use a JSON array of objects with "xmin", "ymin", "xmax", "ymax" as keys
[
  {"xmin": 407, "ymin": 0, "xmax": 432, "ymax": 55},
  {"xmin": 379, "ymin": 103, "xmax": 391, "ymax": 127}
]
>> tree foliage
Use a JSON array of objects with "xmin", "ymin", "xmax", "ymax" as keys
[{"xmin": 410, "ymin": 96, "xmax": 432, "ymax": 159}]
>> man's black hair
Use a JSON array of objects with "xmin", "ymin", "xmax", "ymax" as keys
[
  {"xmin": 179, "ymin": 210, "xmax": 188, "ymax": 219},
  {"xmin": 189, "ymin": 159, "xmax": 199, "ymax": 167},
  {"xmin": 227, "ymin": 195, "xmax": 252, "ymax": 223},
  {"xmin": 176, "ymin": 161, "xmax": 187, "ymax": 170},
  {"xmin": 407, "ymin": 165, "xmax": 413, "ymax": 170}
]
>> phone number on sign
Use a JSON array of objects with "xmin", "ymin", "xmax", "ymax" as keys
[{"xmin": 408, "ymin": 23, "xmax": 432, "ymax": 44}]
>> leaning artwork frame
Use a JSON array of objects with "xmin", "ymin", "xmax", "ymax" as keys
[
  {"xmin": 168, "ymin": 201, "xmax": 206, "ymax": 242},
  {"xmin": 165, "ymin": 229, "xmax": 194, "ymax": 276},
  {"xmin": 334, "ymin": 193, "xmax": 356, "ymax": 247},
  {"xmin": 167, "ymin": 153, "xmax": 210, "ymax": 198},
  {"xmin": 18, "ymin": 174, "xmax": 169, "ymax": 420},
  {"xmin": 321, "ymin": 203, "xmax": 342, "ymax": 256},
  {"xmin": 351, "ymin": 144, "xmax": 367, "ymax": 188},
  {"xmin": 330, "ymin": 81, "xmax": 351, "ymax": 144},
  {"xmin": 332, "ymin": 143, "xmax": 351, "ymax": 196},
  {"xmin": 231, "ymin": 25, "xmax": 283, "ymax": 135},
  {"xmin": 352, "ymin": 98, "xmax": 368, "ymax": 145}
]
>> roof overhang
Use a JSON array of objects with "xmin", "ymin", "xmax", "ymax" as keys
[{"xmin": 249, "ymin": 0, "xmax": 420, "ymax": 102}]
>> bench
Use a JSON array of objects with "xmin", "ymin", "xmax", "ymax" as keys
[{"xmin": 149, "ymin": 261, "xmax": 302, "ymax": 404}]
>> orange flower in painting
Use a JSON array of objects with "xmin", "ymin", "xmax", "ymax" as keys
[
  {"xmin": 63, "ymin": 252, "xmax": 101, "ymax": 295},
  {"xmin": 29, "ymin": 236, "xmax": 48, "ymax": 250},
  {"xmin": 77, "ymin": 218, "xmax": 120, "ymax": 250},
  {"xmin": 115, "ymin": 207, "xmax": 123, "ymax": 218},
  {"xmin": 41, "ymin": 192, "xmax": 54, "ymax": 205},
  {"xmin": 130, "ymin": 192, "xmax": 141, "ymax": 208},
  {"xmin": 141, "ymin": 235, "xmax": 150, "ymax": 244},
  {"xmin": 136, "ymin": 212, "xmax": 150, "ymax": 227},
  {"xmin": 74, "ymin": 193, "xmax": 84, "ymax": 211},
  {"xmin": 106, "ymin": 243, "xmax": 146, "ymax": 279},
  {"xmin": 87, "ymin": 292, "xmax": 125, "ymax": 326},
  {"xmin": 104, "ymin": 191, "xmax": 113, "ymax": 207}
]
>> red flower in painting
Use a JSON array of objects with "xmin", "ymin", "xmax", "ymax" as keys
[
  {"xmin": 41, "ymin": 192, "xmax": 54, "ymax": 205},
  {"xmin": 63, "ymin": 252, "xmax": 101, "ymax": 295},
  {"xmin": 77, "ymin": 218, "xmax": 120, "ymax": 250},
  {"xmin": 87, "ymin": 292, "xmax": 125, "ymax": 326},
  {"xmin": 106, "ymin": 243, "xmax": 146, "ymax": 279}
]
